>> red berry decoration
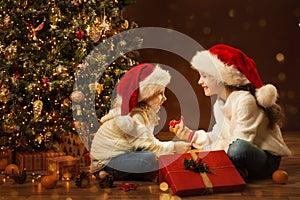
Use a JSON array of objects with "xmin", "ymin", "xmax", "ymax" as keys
[
  {"xmin": 76, "ymin": 29, "xmax": 85, "ymax": 40},
  {"xmin": 117, "ymin": 183, "xmax": 136, "ymax": 191},
  {"xmin": 184, "ymin": 156, "xmax": 212, "ymax": 174}
]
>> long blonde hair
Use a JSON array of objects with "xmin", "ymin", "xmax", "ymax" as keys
[{"xmin": 130, "ymin": 102, "xmax": 160, "ymax": 126}]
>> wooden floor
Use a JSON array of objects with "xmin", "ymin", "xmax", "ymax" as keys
[{"xmin": 1, "ymin": 131, "xmax": 299, "ymax": 200}]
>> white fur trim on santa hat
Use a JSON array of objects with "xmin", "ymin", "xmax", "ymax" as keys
[
  {"xmin": 255, "ymin": 84, "xmax": 278, "ymax": 108},
  {"xmin": 191, "ymin": 51, "xmax": 250, "ymax": 86},
  {"xmin": 138, "ymin": 65, "xmax": 171, "ymax": 101}
]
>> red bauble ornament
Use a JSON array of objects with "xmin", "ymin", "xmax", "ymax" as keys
[
  {"xmin": 13, "ymin": 71, "xmax": 21, "ymax": 78},
  {"xmin": 41, "ymin": 77, "xmax": 50, "ymax": 89},
  {"xmin": 76, "ymin": 30, "xmax": 85, "ymax": 40}
]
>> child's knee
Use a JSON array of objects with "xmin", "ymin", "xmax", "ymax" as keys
[{"xmin": 227, "ymin": 139, "xmax": 250, "ymax": 158}]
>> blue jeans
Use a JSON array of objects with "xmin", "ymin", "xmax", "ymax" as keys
[
  {"xmin": 94, "ymin": 151, "xmax": 158, "ymax": 181},
  {"xmin": 227, "ymin": 139, "xmax": 281, "ymax": 179}
]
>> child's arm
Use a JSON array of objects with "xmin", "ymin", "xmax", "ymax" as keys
[
  {"xmin": 169, "ymin": 116, "xmax": 221, "ymax": 151},
  {"xmin": 124, "ymin": 114, "xmax": 175, "ymax": 156}
]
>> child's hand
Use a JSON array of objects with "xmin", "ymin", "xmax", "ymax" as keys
[
  {"xmin": 169, "ymin": 117, "xmax": 192, "ymax": 141},
  {"xmin": 173, "ymin": 141, "xmax": 191, "ymax": 154},
  {"xmin": 169, "ymin": 116, "xmax": 184, "ymax": 133}
]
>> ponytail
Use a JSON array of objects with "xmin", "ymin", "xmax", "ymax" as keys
[{"xmin": 225, "ymin": 83, "xmax": 285, "ymax": 129}]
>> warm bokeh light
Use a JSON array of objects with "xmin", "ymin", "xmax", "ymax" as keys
[
  {"xmin": 258, "ymin": 19, "xmax": 267, "ymax": 27},
  {"xmin": 228, "ymin": 9, "xmax": 237, "ymax": 18},
  {"xmin": 278, "ymin": 72, "xmax": 286, "ymax": 81},
  {"xmin": 276, "ymin": 53, "xmax": 285, "ymax": 62}
]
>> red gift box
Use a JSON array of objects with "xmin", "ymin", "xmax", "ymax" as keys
[
  {"xmin": 0, "ymin": 148, "xmax": 13, "ymax": 164},
  {"xmin": 16, "ymin": 151, "xmax": 65, "ymax": 171},
  {"xmin": 159, "ymin": 150, "xmax": 246, "ymax": 196},
  {"xmin": 46, "ymin": 156, "xmax": 80, "ymax": 177}
]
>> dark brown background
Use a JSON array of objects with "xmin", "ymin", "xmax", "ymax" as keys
[{"xmin": 124, "ymin": 0, "xmax": 300, "ymax": 132}]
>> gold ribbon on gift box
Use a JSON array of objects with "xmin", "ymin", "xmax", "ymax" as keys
[{"xmin": 191, "ymin": 150, "xmax": 213, "ymax": 194}]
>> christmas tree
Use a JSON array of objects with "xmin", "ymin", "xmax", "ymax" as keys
[{"xmin": 0, "ymin": 0, "xmax": 139, "ymax": 152}]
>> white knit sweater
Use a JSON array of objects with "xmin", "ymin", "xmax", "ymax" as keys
[
  {"xmin": 90, "ymin": 106, "xmax": 174, "ymax": 173},
  {"xmin": 191, "ymin": 90, "xmax": 291, "ymax": 156}
]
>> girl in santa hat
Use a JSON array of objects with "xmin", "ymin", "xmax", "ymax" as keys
[
  {"xmin": 90, "ymin": 63, "xmax": 191, "ymax": 186},
  {"xmin": 172, "ymin": 44, "xmax": 291, "ymax": 180}
]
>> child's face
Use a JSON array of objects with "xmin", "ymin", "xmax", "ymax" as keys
[
  {"xmin": 197, "ymin": 72, "xmax": 220, "ymax": 96},
  {"xmin": 145, "ymin": 87, "xmax": 167, "ymax": 113}
]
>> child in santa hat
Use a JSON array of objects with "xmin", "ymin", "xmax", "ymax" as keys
[
  {"xmin": 90, "ymin": 63, "xmax": 191, "ymax": 185},
  {"xmin": 172, "ymin": 44, "xmax": 291, "ymax": 180}
]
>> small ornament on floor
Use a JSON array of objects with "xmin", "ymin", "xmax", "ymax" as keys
[
  {"xmin": 117, "ymin": 183, "xmax": 136, "ymax": 191},
  {"xmin": 159, "ymin": 182, "xmax": 169, "ymax": 192},
  {"xmin": 272, "ymin": 169, "xmax": 288, "ymax": 184},
  {"xmin": 98, "ymin": 170, "xmax": 114, "ymax": 188},
  {"xmin": 41, "ymin": 175, "xmax": 58, "ymax": 189}
]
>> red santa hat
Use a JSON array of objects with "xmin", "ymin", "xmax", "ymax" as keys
[
  {"xmin": 113, "ymin": 63, "xmax": 171, "ymax": 132},
  {"xmin": 191, "ymin": 44, "xmax": 278, "ymax": 108}
]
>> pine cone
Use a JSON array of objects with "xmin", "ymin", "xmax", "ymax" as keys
[
  {"xmin": 75, "ymin": 171, "xmax": 90, "ymax": 188},
  {"xmin": 12, "ymin": 169, "xmax": 27, "ymax": 184},
  {"xmin": 98, "ymin": 172, "xmax": 114, "ymax": 188}
]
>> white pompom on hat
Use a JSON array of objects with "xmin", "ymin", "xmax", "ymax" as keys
[
  {"xmin": 114, "ymin": 63, "xmax": 171, "ymax": 132},
  {"xmin": 191, "ymin": 44, "xmax": 278, "ymax": 108}
]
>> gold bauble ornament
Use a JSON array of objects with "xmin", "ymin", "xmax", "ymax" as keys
[
  {"xmin": 99, "ymin": 170, "xmax": 108, "ymax": 179},
  {"xmin": 0, "ymin": 84, "xmax": 10, "ymax": 104},
  {"xmin": 120, "ymin": 19, "xmax": 129, "ymax": 30},
  {"xmin": 89, "ymin": 83, "xmax": 103, "ymax": 94},
  {"xmin": 62, "ymin": 98, "xmax": 71, "ymax": 107},
  {"xmin": 33, "ymin": 100, "xmax": 43, "ymax": 119},
  {"xmin": 159, "ymin": 182, "xmax": 169, "ymax": 192},
  {"xmin": 53, "ymin": 65, "xmax": 69, "ymax": 77}
]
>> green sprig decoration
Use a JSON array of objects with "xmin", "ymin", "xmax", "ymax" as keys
[{"xmin": 184, "ymin": 157, "xmax": 212, "ymax": 174}]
